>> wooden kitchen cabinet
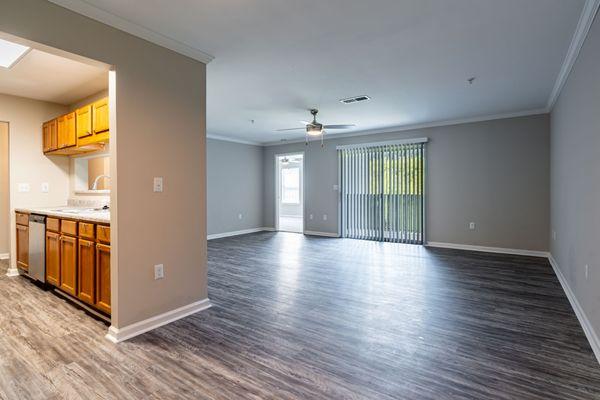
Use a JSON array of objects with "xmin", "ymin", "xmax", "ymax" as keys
[
  {"xmin": 76, "ymin": 104, "xmax": 92, "ymax": 139},
  {"xmin": 46, "ymin": 231, "xmax": 60, "ymax": 287},
  {"xmin": 95, "ymin": 243, "xmax": 111, "ymax": 314},
  {"xmin": 16, "ymin": 223, "xmax": 29, "ymax": 271},
  {"xmin": 60, "ymin": 235, "xmax": 77, "ymax": 296},
  {"xmin": 57, "ymin": 112, "xmax": 77, "ymax": 149},
  {"xmin": 92, "ymin": 98, "xmax": 109, "ymax": 135},
  {"xmin": 43, "ymin": 119, "xmax": 58, "ymax": 153},
  {"xmin": 78, "ymin": 239, "xmax": 95, "ymax": 305}
]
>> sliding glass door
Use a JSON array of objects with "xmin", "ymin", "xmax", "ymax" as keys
[{"xmin": 338, "ymin": 140, "xmax": 426, "ymax": 244}]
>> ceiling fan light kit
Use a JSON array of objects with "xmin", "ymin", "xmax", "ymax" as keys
[{"xmin": 278, "ymin": 108, "xmax": 355, "ymax": 148}]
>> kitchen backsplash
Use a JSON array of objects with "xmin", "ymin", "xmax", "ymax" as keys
[{"xmin": 67, "ymin": 197, "xmax": 110, "ymax": 208}]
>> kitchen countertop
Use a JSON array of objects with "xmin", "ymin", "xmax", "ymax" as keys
[{"xmin": 15, "ymin": 206, "xmax": 110, "ymax": 224}]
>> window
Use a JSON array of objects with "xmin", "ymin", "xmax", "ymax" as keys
[{"xmin": 281, "ymin": 167, "xmax": 300, "ymax": 204}]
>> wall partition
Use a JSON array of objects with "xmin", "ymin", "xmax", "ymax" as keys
[{"xmin": 338, "ymin": 138, "xmax": 427, "ymax": 244}]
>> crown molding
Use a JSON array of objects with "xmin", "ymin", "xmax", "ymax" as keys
[
  {"xmin": 547, "ymin": 0, "xmax": 600, "ymax": 110},
  {"xmin": 262, "ymin": 108, "xmax": 548, "ymax": 147},
  {"xmin": 207, "ymin": 134, "xmax": 261, "ymax": 146},
  {"xmin": 47, "ymin": 0, "xmax": 214, "ymax": 64}
]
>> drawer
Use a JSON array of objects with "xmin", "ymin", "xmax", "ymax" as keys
[
  {"xmin": 79, "ymin": 222, "xmax": 95, "ymax": 240},
  {"xmin": 47, "ymin": 218, "xmax": 60, "ymax": 232},
  {"xmin": 60, "ymin": 219, "xmax": 78, "ymax": 236},
  {"xmin": 97, "ymin": 225, "xmax": 110, "ymax": 244},
  {"xmin": 16, "ymin": 212, "xmax": 29, "ymax": 226}
]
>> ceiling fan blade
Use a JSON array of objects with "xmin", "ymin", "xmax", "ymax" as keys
[
  {"xmin": 323, "ymin": 124, "xmax": 356, "ymax": 130},
  {"xmin": 299, "ymin": 121, "xmax": 311, "ymax": 125},
  {"xmin": 276, "ymin": 127, "xmax": 306, "ymax": 132}
]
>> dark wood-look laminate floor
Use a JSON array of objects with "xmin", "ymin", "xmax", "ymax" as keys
[{"xmin": 1, "ymin": 232, "xmax": 600, "ymax": 399}]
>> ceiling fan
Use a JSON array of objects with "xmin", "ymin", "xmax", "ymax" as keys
[{"xmin": 277, "ymin": 109, "xmax": 355, "ymax": 147}]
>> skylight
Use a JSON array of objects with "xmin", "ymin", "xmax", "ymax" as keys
[{"xmin": 0, "ymin": 38, "xmax": 30, "ymax": 68}]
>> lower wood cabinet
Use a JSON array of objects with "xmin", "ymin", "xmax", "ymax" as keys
[
  {"xmin": 16, "ymin": 224, "xmax": 29, "ymax": 271},
  {"xmin": 78, "ymin": 239, "xmax": 96, "ymax": 305},
  {"xmin": 59, "ymin": 235, "xmax": 77, "ymax": 296},
  {"xmin": 43, "ymin": 218, "xmax": 111, "ymax": 315},
  {"xmin": 46, "ymin": 231, "xmax": 60, "ymax": 287},
  {"xmin": 95, "ymin": 243, "xmax": 111, "ymax": 314}
]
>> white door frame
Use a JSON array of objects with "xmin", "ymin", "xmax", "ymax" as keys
[{"xmin": 274, "ymin": 152, "xmax": 305, "ymax": 233}]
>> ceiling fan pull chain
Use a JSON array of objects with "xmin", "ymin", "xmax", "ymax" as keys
[
  {"xmin": 321, "ymin": 132, "xmax": 324, "ymax": 148},
  {"xmin": 305, "ymin": 131, "xmax": 308, "ymax": 146}
]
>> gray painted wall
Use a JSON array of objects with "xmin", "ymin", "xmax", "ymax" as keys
[
  {"xmin": 550, "ymin": 14, "xmax": 600, "ymax": 343},
  {"xmin": 264, "ymin": 115, "xmax": 550, "ymax": 251},
  {"xmin": 207, "ymin": 138, "xmax": 264, "ymax": 235}
]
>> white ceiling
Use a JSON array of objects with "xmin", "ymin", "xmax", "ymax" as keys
[
  {"xmin": 0, "ymin": 48, "xmax": 108, "ymax": 105},
  {"xmin": 49, "ymin": 0, "xmax": 586, "ymax": 143}
]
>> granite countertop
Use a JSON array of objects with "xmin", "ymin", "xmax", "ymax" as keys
[{"xmin": 15, "ymin": 206, "xmax": 110, "ymax": 224}]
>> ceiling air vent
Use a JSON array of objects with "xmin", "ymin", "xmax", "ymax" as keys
[{"xmin": 340, "ymin": 95, "xmax": 371, "ymax": 105}]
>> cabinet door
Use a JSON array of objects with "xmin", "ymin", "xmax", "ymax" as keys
[
  {"xmin": 78, "ymin": 239, "xmax": 95, "ymax": 305},
  {"xmin": 61, "ymin": 112, "xmax": 77, "ymax": 148},
  {"xmin": 16, "ymin": 224, "xmax": 29, "ymax": 271},
  {"xmin": 42, "ymin": 122, "xmax": 51, "ymax": 153},
  {"xmin": 96, "ymin": 243, "xmax": 111, "ymax": 314},
  {"xmin": 92, "ymin": 98, "xmax": 109, "ymax": 135},
  {"xmin": 59, "ymin": 235, "xmax": 77, "ymax": 296},
  {"xmin": 48, "ymin": 119, "xmax": 58, "ymax": 151},
  {"xmin": 46, "ymin": 231, "xmax": 60, "ymax": 287},
  {"xmin": 57, "ymin": 115, "xmax": 67, "ymax": 148},
  {"xmin": 76, "ymin": 105, "xmax": 92, "ymax": 139}
]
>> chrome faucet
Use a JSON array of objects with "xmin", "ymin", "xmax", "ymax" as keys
[{"xmin": 92, "ymin": 174, "xmax": 111, "ymax": 190}]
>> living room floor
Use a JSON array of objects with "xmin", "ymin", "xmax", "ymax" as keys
[{"xmin": 1, "ymin": 232, "xmax": 599, "ymax": 399}]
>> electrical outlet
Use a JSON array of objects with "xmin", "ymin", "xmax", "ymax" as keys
[
  {"xmin": 153, "ymin": 177, "xmax": 163, "ymax": 192},
  {"xmin": 238, "ymin": 213, "xmax": 243, "ymax": 220},
  {"xmin": 154, "ymin": 264, "xmax": 164, "ymax": 280},
  {"xmin": 309, "ymin": 214, "xmax": 314, "ymax": 220},
  {"xmin": 41, "ymin": 182, "xmax": 49, "ymax": 193},
  {"xmin": 469, "ymin": 222, "xmax": 476, "ymax": 230},
  {"xmin": 18, "ymin": 183, "xmax": 30, "ymax": 193},
  {"xmin": 333, "ymin": 184, "xmax": 339, "ymax": 191},
  {"xmin": 585, "ymin": 265, "xmax": 589, "ymax": 280},
  {"xmin": 552, "ymin": 231, "xmax": 556, "ymax": 241},
  {"xmin": 323, "ymin": 214, "xmax": 328, "ymax": 221}
]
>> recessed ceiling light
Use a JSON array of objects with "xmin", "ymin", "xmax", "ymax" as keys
[{"xmin": 0, "ymin": 38, "xmax": 30, "ymax": 69}]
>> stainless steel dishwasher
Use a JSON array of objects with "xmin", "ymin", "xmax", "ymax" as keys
[{"xmin": 28, "ymin": 214, "xmax": 46, "ymax": 283}]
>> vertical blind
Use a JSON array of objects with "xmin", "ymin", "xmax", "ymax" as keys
[{"xmin": 338, "ymin": 140, "xmax": 426, "ymax": 244}]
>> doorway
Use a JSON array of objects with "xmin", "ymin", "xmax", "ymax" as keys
[
  {"xmin": 276, "ymin": 153, "xmax": 304, "ymax": 233},
  {"xmin": 0, "ymin": 122, "xmax": 8, "ymax": 261}
]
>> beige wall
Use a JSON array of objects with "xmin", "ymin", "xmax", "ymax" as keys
[
  {"xmin": 550, "ymin": 12, "xmax": 600, "ymax": 350},
  {"xmin": 264, "ymin": 114, "xmax": 550, "ymax": 251},
  {"xmin": 2, "ymin": 0, "xmax": 207, "ymax": 329},
  {"xmin": 0, "ymin": 94, "xmax": 70, "ymax": 271},
  {"xmin": 0, "ymin": 122, "xmax": 9, "ymax": 256}
]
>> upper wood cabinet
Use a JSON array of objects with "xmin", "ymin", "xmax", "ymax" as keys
[
  {"xmin": 92, "ymin": 98, "xmax": 109, "ymax": 135},
  {"xmin": 76, "ymin": 105, "xmax": 92, "ymax": 139},
  {"xmin": 57, "ymin": 112, "xmax": 77, "ymax": 149},
  {"xmin": 44, "ymin": 97, "xmax": 109, "ymax": 156},
  {"xmin": 42, "ymin": 119, "xmax": 58, "ymax": 153}
]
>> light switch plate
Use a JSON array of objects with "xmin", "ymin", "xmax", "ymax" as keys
[
  {"xmin": 154, "ymin": 264, "xmax": 164, "ymax": 280},
  {"xmin": 153, "ymin": 177, "xmax": 163, "ymax": 193},
  {"xmin": 18, "ymin": 183, "xmax": 30, "ymax": 193},
  {"xmin": 41, "ymin": 182, "xmax": 49, "ymax": 193}
]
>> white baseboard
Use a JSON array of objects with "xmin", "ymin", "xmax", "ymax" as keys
[
  {"xmin": 548, "ymin": 255, "xmax": 600, "ymax": 364},
  {"xmin": 426, "ymin": 242, "xmax": 549, "ymax": 258},
  {"xmin": 105, "ymin": 298, "xmax": 212, "ymax": 343},
  {"xmin": 304, "ymin": 230, "xmax": 340, "ymax": 238},
  {"xmin": 0, "ymin": 253, "xmax": 9, "ymax": 260},
  {"xmin": 6, "ymin": 268, "xmax": 19, "ymax": 277},
  {"xmin": 207, "ymin": 227, "xmax": 268, "ymax": 240}
]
